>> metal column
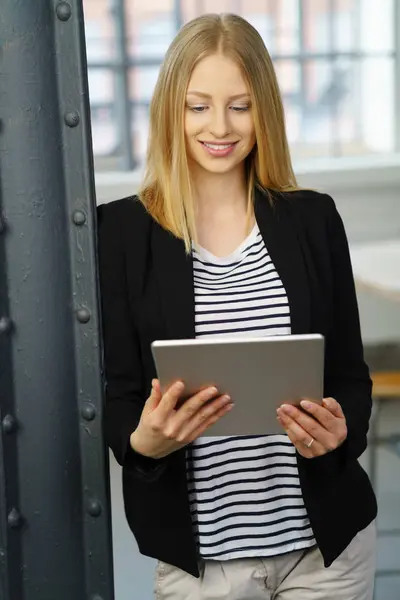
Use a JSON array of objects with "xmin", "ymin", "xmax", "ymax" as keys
[{"xmin": 0, "ymin": 2, "xmax": 114, "ymax": 599}]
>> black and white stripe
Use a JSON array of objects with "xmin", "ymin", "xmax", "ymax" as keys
[{"xmin": 187, "ymin": 224, "xmax": 315, "ymax": 560}]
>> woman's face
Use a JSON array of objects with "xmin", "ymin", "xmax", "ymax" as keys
[{"xmin": 184, "ymin": 53, "xmax": 256, "ymax": 176}]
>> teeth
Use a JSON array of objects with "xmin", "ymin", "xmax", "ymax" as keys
[{"xmin": 203, "ymin": 143, "xmax": 233, "ymax": 150}]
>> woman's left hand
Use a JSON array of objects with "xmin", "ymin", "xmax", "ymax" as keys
[{"xmin": 276, "ymin": 397, "xmax": 347, "ymax": 458}]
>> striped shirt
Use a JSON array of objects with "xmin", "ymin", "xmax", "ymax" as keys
[{"xmin": 186, "ymin": 223, "xmax": 316, "ymax": 560}]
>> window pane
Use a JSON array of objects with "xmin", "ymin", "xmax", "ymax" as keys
[
  {"xmin": 302, "ymin": 0, "xmax": 333, "ymax": 53},
  {"xmin": 132, "ymin": 103, "xmax": 151, "ymax": 163},
  {"xmin": 292, "ymin": 59, "xmax": 334, "ymax": 158},
  {"xmin": 132, "ymin": 66, "xmax": 160, "ymax": 103},
  {"xmin": 333, "ymin": 2, "xmax": 357, "ymax": 52},
  {"xmin": 276, "ymin": 60, "xmax": 302, "ymax": 150},
  {"xmin": 88, "ymin": 69, "xmax": 121, "ymax": 171},
  {"xmin": 330, "ymin": 59, "xmax": 361, "ymax": 155},
  {"xmin": 276, "ymin": 60, "xmax": 301, "ymax": 96},
  {"xmin": 359, "ymin": 58, "xmax": 395, "ymax": 153},
  {"xmin": 83, "ymin": 0, "xmax": 117, "ymax": 62},
  {"xmin": 126, "ymin": 6, "xmax": 176, "ymax": 60},
  {"xmin": 274, "ymin": 0, "xmax": 300, "ymax": 55},
  {"xmin": 359, "ymin": 0, "xmax": 394, "ymax": 53}
]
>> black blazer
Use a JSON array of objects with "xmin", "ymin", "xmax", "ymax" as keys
[{"xmin": 97, "ymin": 188, "xmax": 377, "ymax": 578}]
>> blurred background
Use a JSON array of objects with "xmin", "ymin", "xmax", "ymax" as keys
[
  {"xmin": 84, "ymin": 0, "xmax": 397, "ymax": 171},
  {"xmin": 83, "ymin": 1, "xmax": 400, "ymax": 598}
]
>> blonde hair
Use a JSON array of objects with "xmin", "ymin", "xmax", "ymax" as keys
[{"xmin": 138, "ymin": 13, "xmax": 299, "ymax": 251}]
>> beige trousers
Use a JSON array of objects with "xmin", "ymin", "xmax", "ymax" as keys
[{"xmin": 154, "ymin": 521, "xmax": 376, "ymax": 600}]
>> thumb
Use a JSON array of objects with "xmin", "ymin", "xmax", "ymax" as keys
[
  {"xmin": 322, "ymin": 397, "xmax": 344, "ymax": 419},
  {"xmin": 145, "ymin": 379, "xmax": 162, "ymax": 412}
]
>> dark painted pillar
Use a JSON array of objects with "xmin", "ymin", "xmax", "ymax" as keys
[{"xmin": 0, "ymin": 2, "xmax": 114, "ymax": 599}]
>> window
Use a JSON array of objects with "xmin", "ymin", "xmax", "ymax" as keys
[{"xmin": 83, "ymin": 0, "xmax": 398, "ymax": 171}]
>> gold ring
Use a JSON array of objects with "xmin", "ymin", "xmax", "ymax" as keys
[{"xmin": 305, "ymin": 437, "xmax": 314, "ymax": 448}]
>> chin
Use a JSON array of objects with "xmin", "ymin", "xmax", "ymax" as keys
[
  {"xmin": 207, "ymin": 165, "xmax": 239, "ymax": 175},
  {"xmin": 194, "ymin": 157, "xmax": 243, "ymax": 176}
]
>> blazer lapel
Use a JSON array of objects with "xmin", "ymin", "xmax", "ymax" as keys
[
  {"xmin": 255, "ymin": 188, "xmax": 311, "ymax": 334},
  {"xmin": 151, "ymin": 221, "xmax": 195, "ymax": 340}
]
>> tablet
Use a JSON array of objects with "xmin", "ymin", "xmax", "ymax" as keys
[{"xmin": 151, "ymin": 334, "xmax": 324, "ymax": 436}]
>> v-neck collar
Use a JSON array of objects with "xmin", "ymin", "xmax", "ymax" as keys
[{"xmin": 193, "ymin": 222, "xmax": 259, "ymax": 264}]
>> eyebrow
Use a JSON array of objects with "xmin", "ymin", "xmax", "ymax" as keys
[{"xmin": 186, "ymin": 91, "xmax": 250, "ymax": 100}]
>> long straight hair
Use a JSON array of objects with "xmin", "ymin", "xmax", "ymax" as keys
[{"xmin": 138, "ymin": 13, "xmax": 299, "ymax": 252}]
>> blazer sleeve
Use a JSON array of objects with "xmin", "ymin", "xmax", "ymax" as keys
[
  {"xmin": 298, "ymin": 194, "xmax": 372, "ymax": 475},
  {"xmin": 97, "ymin": 201, "xmax": 164, "ymax": 475},
  {"xmin": 323, "ymin": 195, "xmax": 372, "ymax": 461}
]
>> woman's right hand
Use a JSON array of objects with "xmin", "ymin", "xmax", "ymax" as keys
[{"xmin": 130, "ymin": 379, "xmax": 234, "ymax": 459}]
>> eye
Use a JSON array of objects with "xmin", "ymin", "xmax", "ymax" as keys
[
  {"xmin": 230, "ymin": 105, "xmax": 250, "ymax": 112},
  {"xmin": 188, "ymin": 105, "xmax": 208, "ymax": 113}
]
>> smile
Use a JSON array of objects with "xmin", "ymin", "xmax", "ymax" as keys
[{"xmin": 200, "ymin": 141, "xmax": 238, "ymax": 157}]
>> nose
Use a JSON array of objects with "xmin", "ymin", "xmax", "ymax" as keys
[{"xmin": 209, "ymin": 107, "xmax": 230, "ymax": 139}]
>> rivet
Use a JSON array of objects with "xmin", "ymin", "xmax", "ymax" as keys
[
  {"xmin": 0, "ymin": 317, "xmax": 13, "ymax": 334},
  {"xmin": 76, "ymin": 308, "xmax": 90, "ymax": 324},
  {"xmin": 73, "ymin": 210, "xmax": 86, "ymax": 226},
  {"xmin": 0, "ymin": 215, "xmax": 6, "ymax": 234},
  {"xmin": 64, "ymin": 111, "xmax": 80, "ymax": 128},
  {"xmin": 56, "ymin": 1, "xmax": 72, "ymax": 21},
  {"xmin": 81, "ymin": 403, "xmax": 96, "ymax": 421},
  {"xmin": 2, "ymin": 415, "xmax": 17, "ymax": 434},
  {"xmin": 87, "ymin": 499, "xmax": 102, "ymax": 518},
  {"xmin": 8, "ymin": 508, "xmax": 22, "ymax": 529}
]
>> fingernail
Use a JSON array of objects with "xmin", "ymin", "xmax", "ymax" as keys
[
  {"xmin": 175, "ymin": 381, "xmax": 184, "ymax": 391},
  {"xmin": 226, "ymin": 403, "xmax": 234, "ymax": 411},
  {"xmin": 323, "ymin": 398, "xmax": 332, "ymax": 408},
  {"xmin": 301, "ymin": 400, "xmax": 312, "ymax": 410},
  {"xmin": 281, "ymin": 404, "xmax": 293, "ymax": 414}
]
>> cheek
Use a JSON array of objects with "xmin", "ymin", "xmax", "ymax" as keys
[
  {"xmin": 248, "ymin": 130, "xmax": 257, "ymax": 150},
  {"xmin": 184, "ymin": 115, "xmax": 202, "ymax": 140},
  {"xmin": 237, "ymin": 117, "xmax": 255, "ymax": 144}
]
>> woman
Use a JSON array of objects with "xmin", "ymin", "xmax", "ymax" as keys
[{"xmin": 98, "ymin": 13, "xmax": 377, "ymax": 600}]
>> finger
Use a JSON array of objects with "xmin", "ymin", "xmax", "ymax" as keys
[
  {"xmin": 278, "ymin": 404, "xmax": 328, "ymax": 437},
  {"xmin": 177, "ymin": 395, "xmax": 232, "ymax": 441},
  {"xmin": 277, "ymin": 406, "xmax": 336, "ymax": 449},
  {"xmin": 277, "ymin": 411, "xmax": 313, "ymax": 443},
  {"xmin": 282, "ymin": 423, "xmax": 325, "ymax": 457},
  {"xmin": 173, "ymin": 386, "xmax": 220, "ymax": 427},
  {"xmin": 322, "ymin": 397, "xmax": 345, "ymax": 419},
  {"xmin": 145, "ymin": 379, "xmax": 162, "ymax": 411},
  {"xmin": 157, "ymin": 380, "xmax": 185, "ymax": 416},
  {"xmin": 299, "ymin": 399, "xmax": 345, "ymax": 431},
  {"xmin": 298, "ymin": 400, "xmax": 339, "ymax": 431},
  {"xmin": 186, "ymin": 399, "xmax": 234, "ymax": 443}
]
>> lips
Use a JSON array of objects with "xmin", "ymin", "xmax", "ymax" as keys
[{"xmin": 200, "ymin": 141, "xmax": 238, "ymax": 157}]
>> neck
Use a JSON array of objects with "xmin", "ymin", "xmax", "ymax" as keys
[{"xmin": 191, "ymin": 166, "xmax": 248, "ymax": 218}]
